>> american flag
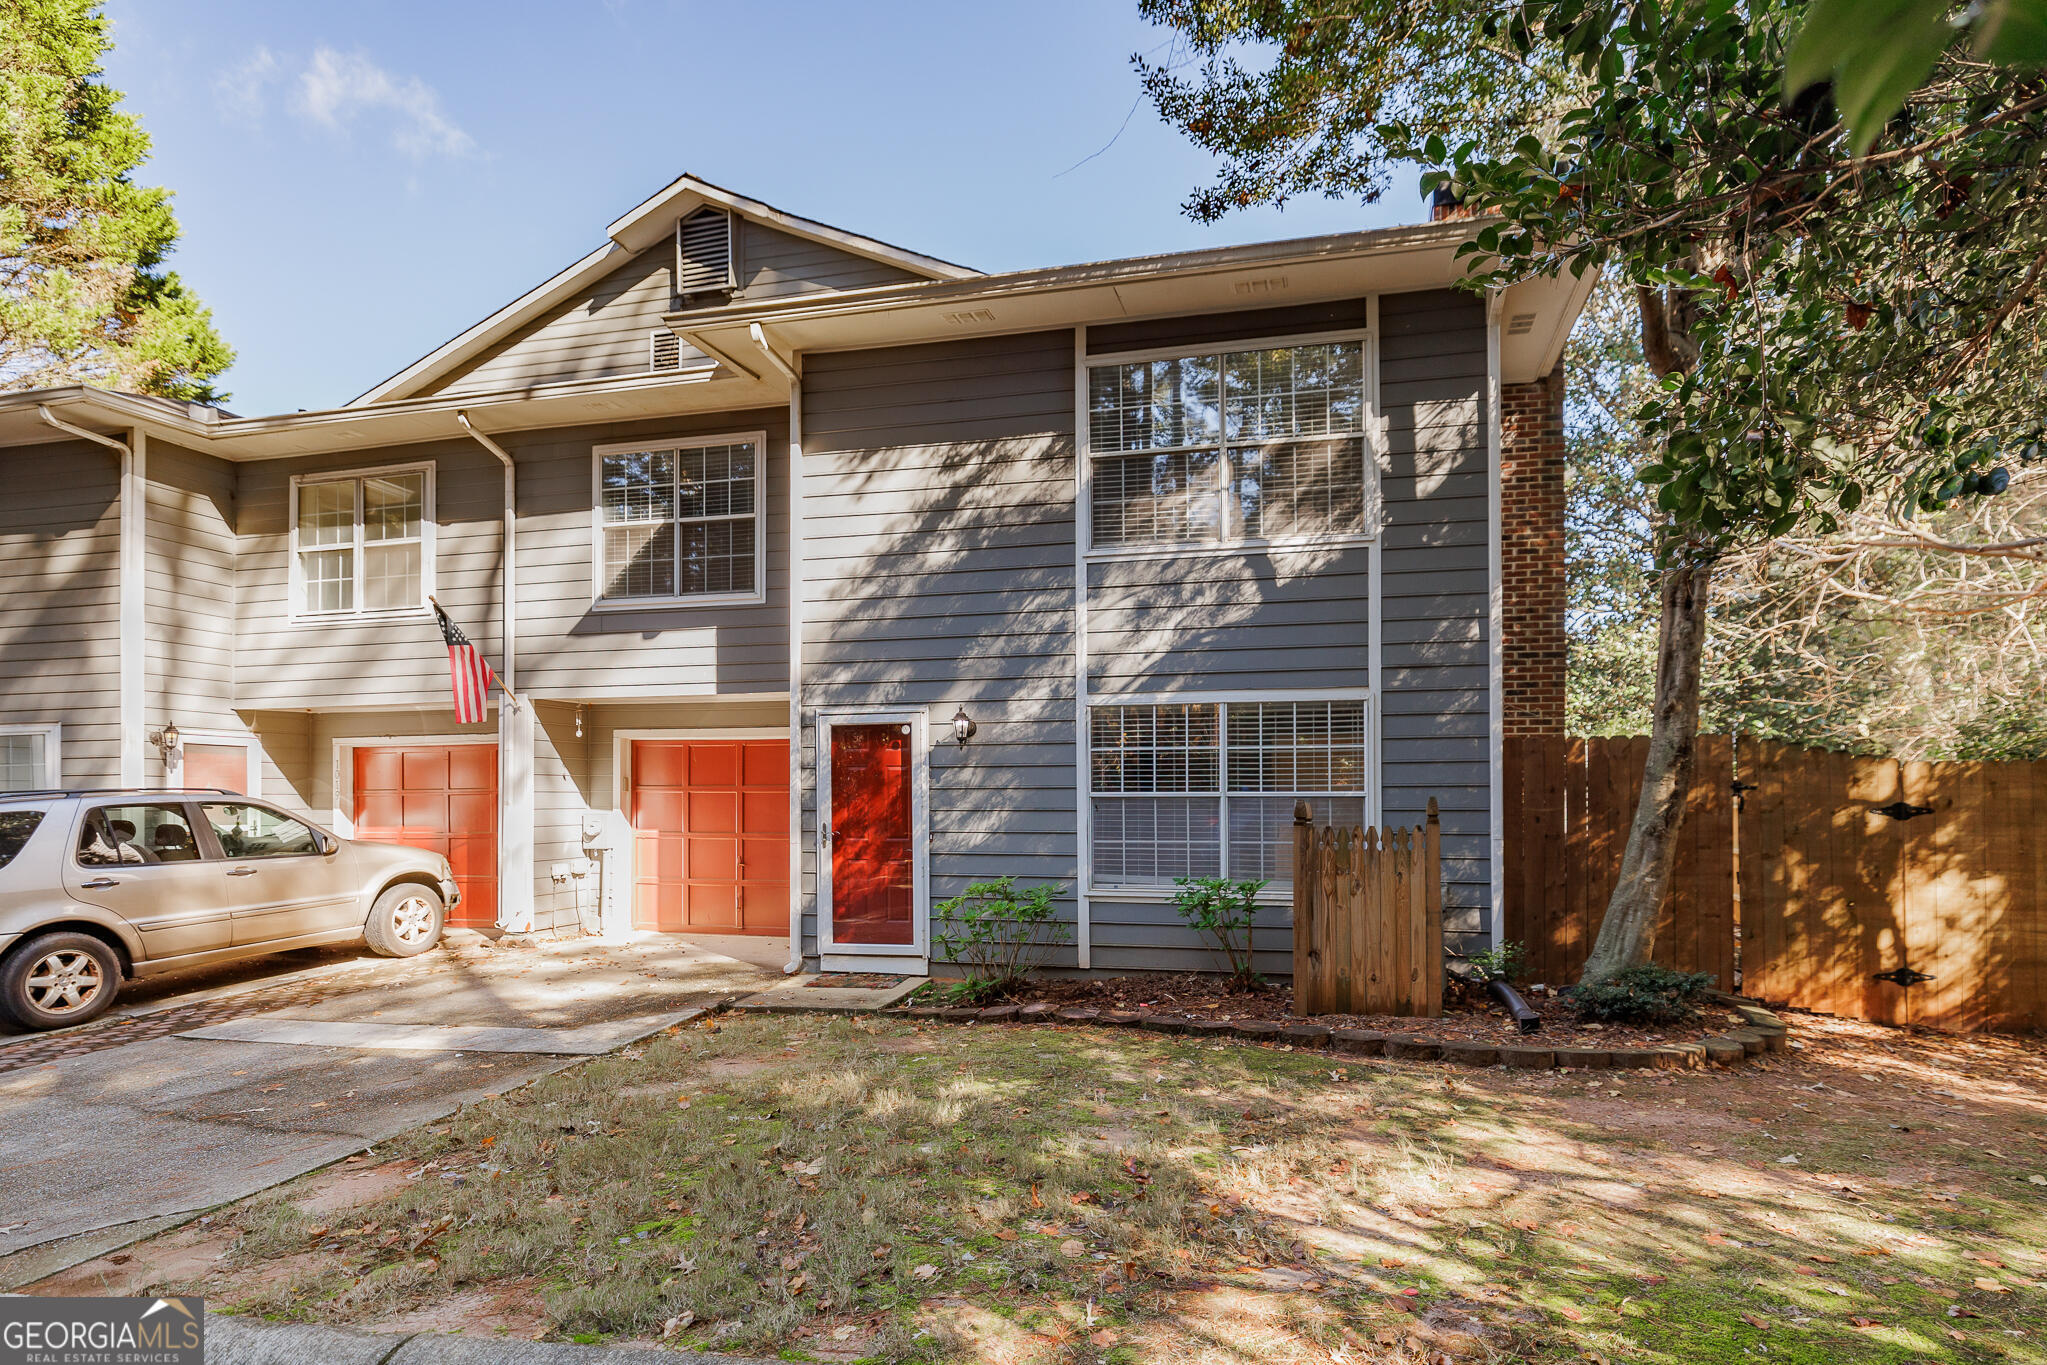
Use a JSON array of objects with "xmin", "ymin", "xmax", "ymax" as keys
[{"xmin": 433, "ymin": 602, "xmax": 497, "ymax": 724}]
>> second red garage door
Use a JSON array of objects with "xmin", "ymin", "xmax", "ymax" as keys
[
  {"xmin": 352, "ymin": 743, "xmax": 498, "ymax": 928},
  {"xmin": 630, "ymin": 739, "xmax": 788, "ymax": 934}
]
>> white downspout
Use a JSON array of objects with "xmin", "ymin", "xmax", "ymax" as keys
[
  {"xmin": 749, "ymin": 324, "xmax": 807, "ymax": 975},
  {"xmin": 456, "ymin": 410, "xmax": 516, "ymax": 695},
  {"xmin": 39, "ymin": 406, "xmax": 143, "ymax": 787},
  {"xmin": 456, "ymin": 411, "xmax": 532, "ymax": 935}
]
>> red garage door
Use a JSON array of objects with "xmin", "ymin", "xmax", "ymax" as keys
[
  {"xmin": 353, "ymin": 744, "xmax": 498, "ymax": 927},
  {"xmin": 631, "ymin": 740, "xmax": 787, "ymax": 934}
]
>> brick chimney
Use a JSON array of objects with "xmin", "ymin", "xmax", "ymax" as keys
[{"xmin": 1499, "ymin": 360, "xmax": 1567, "ymax": 736}]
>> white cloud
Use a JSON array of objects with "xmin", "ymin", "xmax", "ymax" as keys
[
  {"xmin": 213, "ymin": 46, "xmax": 280, "ymax": 122},
  {"xmin": 294, "ymin": 47, "xmax": 475, "ymax": 160}
]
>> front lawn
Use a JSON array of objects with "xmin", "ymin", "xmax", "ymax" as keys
[{"xmin": 121, "ymin": 1011, "xmax": 2047, "ymax": 1362}]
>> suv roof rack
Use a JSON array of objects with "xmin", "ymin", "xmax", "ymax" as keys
[{"xmin": 1, "ymin": 788, "xmax": 236, "ymax": 799}]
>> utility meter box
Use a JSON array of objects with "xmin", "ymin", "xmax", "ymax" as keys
[{"xmin": 579, "ymin": 810, "xmax": 634, "ymax": 934}]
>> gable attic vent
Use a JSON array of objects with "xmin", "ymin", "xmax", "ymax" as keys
[
  {"xmin": 675, "ymin": 207, "xmax": 737, "ymax": 297},
  {"xmin": 650, "ymin": 329, "xmax": 682, "ymax": 371}
]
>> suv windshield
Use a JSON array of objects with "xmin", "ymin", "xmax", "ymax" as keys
[{"xmin": 0, "ymin": 810, "xmax": 44, "ymax": 869}]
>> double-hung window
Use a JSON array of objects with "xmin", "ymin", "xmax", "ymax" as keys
[
  {"xmin": 595, "ymin": 433, "xmax": 764, "ymax": 604},
  {"xmin": 1089, "ymin": 698, "xmax": 1367, "ymax": 891},
  {"xmin": 1088, "ymin": 339, "xmax": 1368, "ymax": 550},
  {"xmin": 0, "ymin": 724, "xmax": 60, "ymax": 792},
  {"xmin": 292, "ymin": 465, "xmax": 432, "ymax": 618}
]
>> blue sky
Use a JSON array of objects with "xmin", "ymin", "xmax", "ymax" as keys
[{"xmin": 99, "ymin": 2, "xmax": 1417, "ymax": 416}]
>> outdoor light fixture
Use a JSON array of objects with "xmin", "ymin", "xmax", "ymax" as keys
[
  {"xmin": 575, "ymin": 705, "xmax": 585, "ymax": 740},
  {"xmin": 951, "ymin": 706, "xmax": 978, "ymax": 747},
  {"xmin": 149, "ymin": 720, "xmax": 182, "ymax": 765}
]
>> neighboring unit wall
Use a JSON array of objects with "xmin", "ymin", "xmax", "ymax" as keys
[
  {"xmin": 420, "ymin": 221, "xmax": 923, "ymax": 399},
  {"xmin": 233, "ymin": 438, "xmax": 507, "ymax": 710},
  {"xmin": 1379, "ymin": 288, "xmax": 1493, "ymax": 951},
  {"xmin": 510, "ymin": 408, "xmax": 791, "ymax": 699},
  {"xmin": 1499, "ymin": 361, "xmax": 1567, "ymax": 738},
  {"xmin": 0, "ymin": 439, "xmax": 124, "ymax": 788},
  {"xmin": 145, "ymin": 441, "xmax": 242, "ymax": 781},
  {"xmin": 799, "ymin": 329, "xmax": 1079, "ymax": 964}
]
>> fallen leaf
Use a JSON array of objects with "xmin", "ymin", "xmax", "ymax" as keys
[
  {"xmin": 1090, "ymin": 1330, "xmax": 1119, "ymax": 1347},
  {"xmin": 1808, "ymin": 1254, "xmax": 1838, "ymax": 1264},
  {"xmin": 1029, "ymin": 1184, "xmax": 1044, "ymax": 1209},
  {"xmin": 662, "ymin": 1311, "xmax": 694, "ymax": 1339},
  {"xmin": 787, "ymin": 1273, "xmax": 809, "ymax": 1294},
  {"xmin": 479, "ymin": 1136, "xmax": 495, "ymax": 1149},
  {"xmin": 1975, "ymin": 1277, "xmax": 2011, "ymax": 1294},
  {"xmin": 1740, "ymin": 1312, "xmax": 1770, "ymax": 1330},
  {"xmin": 1060, "ymin": 1240, "xmax": 1086, "ymax": 1258},
  {"xmin": 306, "ymin": 1225, "xmax": 331, "ymax": 1240},
  {"xmin": 912, "ymin": 1263, "xmax": 938, "ymax": 1280},
  {"xmin": 993, "ymin": 1229, "xmax": 1018, "ymax": 1242}
]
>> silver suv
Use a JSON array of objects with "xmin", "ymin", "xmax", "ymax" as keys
[{"xmin": 0, "ymin": 789, "xmax": 460, "ymax": 1031}]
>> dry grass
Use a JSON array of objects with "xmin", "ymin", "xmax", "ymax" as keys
[{"xmin": 112, "ymin": 1010, "xmax": 2047, "ymax": 1363}]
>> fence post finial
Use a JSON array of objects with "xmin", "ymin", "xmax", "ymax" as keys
[{"xmin": 1294, "ymin": 800, "xmax": 1312, "ymax": 827}]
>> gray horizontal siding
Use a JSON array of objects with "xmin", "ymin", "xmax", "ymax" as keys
[
  {"xmin": 0, "ymin": 439, "xmax": 124, "ymax": 788},
  {"xmin": 1379, "ymin": 287, "xmax": 1491, "ymax": 949},
  {"xmin": 146, "ymin": 442, "xmax": 241, "ymax": 778},
  {"xmin": 422, "ymin": 222, "xmax": 920, "ymax": 399},
  {"xmin": 800, "ymin": 329, "xmax": 1078, "ymax": 965}
]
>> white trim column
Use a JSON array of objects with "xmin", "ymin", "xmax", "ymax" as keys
[
  {"xmin": 1485, "ymin": 289, "xmax": 1506, "ymax": 946},
  {"xmin": 120, "ymin": 427, "xmax": 147, "ymax": 787},
  {"xmin": 498, "ymin": 701, "xmax": 535, "ymax": 932}
]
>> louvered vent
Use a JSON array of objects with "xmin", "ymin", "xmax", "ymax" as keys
[
  {"xmin": 675, "ymin": 208, "xmax": 735, "ymax": 296},
  {"xmin": 650, "ymin": 329, "xmax": 682, "ymax": 371}
]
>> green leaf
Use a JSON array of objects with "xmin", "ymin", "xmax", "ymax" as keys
[
  {"xmin": 1976, "ymin": 0, "xmax": 2047, "ymax": 63},
  {"xmin": 1787, "ymin": 0, "xmax": 1958, "ymax": 155}
]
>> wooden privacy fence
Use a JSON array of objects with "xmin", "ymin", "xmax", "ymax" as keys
[
  {"xmin": 1504, "ymin": 735, "xmax": 1736, "ymax": 990},
  {"xmin": 1506, "ymin": 735, "xmax": 2047, "ymax": 1032},
  {"xmin": 1291, "ymin": 798, "xmax": 1443, "ymax": 1017}
]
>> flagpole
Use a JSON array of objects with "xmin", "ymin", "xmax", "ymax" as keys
[{"xmin": 429, "ymin": 595, "xmax": 521, "ymax": 713}]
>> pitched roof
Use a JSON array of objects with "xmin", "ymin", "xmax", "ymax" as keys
[{"xmin": 348, "ymin": 173, "xmax": 979, "ymax": 407}]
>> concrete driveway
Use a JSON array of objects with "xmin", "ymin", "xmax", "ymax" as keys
[{"xmin": 0, "ymin": 933, "xmax": 782, "ymax": 1280}]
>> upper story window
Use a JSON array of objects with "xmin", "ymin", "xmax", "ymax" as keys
[
  {"xmin": 1087, "ymin": 339, "xmax": 1368, "ymax": 551},
  {"xmin": 291, "ymin": 465, "xmax": 433, "ymax": 619},
  {"xmin": 594, "ymin": 432, "xmax": 765, "ymax": 606}
]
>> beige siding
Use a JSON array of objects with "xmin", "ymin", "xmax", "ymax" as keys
[
  {"xmin": 421, "ymin": 221, "xmax": 920, "ymax": 399},
  {"xmin": 0, "ymin": 439, "xmax": 124, "ymax": 788},
  {"xmin": 508, "ymin": 408, "xmax": 791, "ymax": 699},
  {"xmin": 145, "ymin": 442, "xmax": 241, "ymax": 781}
]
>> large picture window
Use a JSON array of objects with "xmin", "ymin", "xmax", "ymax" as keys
[
  {"xmin": 1088, "ymin": 340, "xmax": 1367, "ymax": 550},
  {"xmin": 595, "ymin": 434, "xmax": 764, "ymax": 604},
  {"xmin": 292, "ymin": 466, "xmax": 432, "ymax": 618},
  {"xmin": 1089, "ymin": 698, "xmax": 1367, "ymax": 891}
]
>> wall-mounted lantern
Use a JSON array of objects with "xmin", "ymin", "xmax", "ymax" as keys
[
  {"xmin": 149, "ymin": 720, "xmax": 182, "ymax": 768},
  {"xmin": 951, "ymin": 706, "xmax": 978, "ymax": 748}
]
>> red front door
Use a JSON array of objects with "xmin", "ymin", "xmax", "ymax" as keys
[
  {"xmin": 828, "ymin": 723, "xmax": 915, "ymax": 947},
  {"xmin": 352, "ymin": 744, "xmax": 498, "ymax": 927},
  {"xmin": 630, "ymin": 740, "xmax": 788, "ymax": 934}
]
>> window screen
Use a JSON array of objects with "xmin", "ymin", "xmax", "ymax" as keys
[{"xmin": 599, "ymin": 439, "xmax": 759, "ymax": 601}]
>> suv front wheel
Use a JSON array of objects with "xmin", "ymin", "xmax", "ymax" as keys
[
  {"xmin": 363, "ymin": 883, "xmax": 445, "ymax": 958},
  {"xmin": 0, "ymin": 931, "xmax": 123, "ymax": 1031}
]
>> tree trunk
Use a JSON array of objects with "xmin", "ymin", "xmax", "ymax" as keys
[{"xmin": 1578, "ymin": 552, "xmax": 1714, "ymax": 984}]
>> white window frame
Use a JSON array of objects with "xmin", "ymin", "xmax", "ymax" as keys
[
  {"xmin": 1081, "ymin": 327, "xmax": 1380, "ymax": 562},
  {"xmin": 287, "ymin": 461, "xmax": 437, "ymax": 623},
  {"xmin": 0, "ymin": 722, "xmax": 62, "ymax": 792},
  {"xmin": 589, "ymin": 429, "xmax": 769, "ymax": 610},
  {"xmin": 1085, "ymin": 688, "xmax": 1373, "ymax": 902}
]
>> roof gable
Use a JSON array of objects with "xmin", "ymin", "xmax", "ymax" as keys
[{"xmin": 352, "ymin": 174, "xmax": 976, "ymax": 406}]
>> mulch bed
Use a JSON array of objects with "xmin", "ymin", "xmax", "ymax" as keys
[
  {"xmin": 892, "ymin": 972, "xmax": 1791, "ymax": 1072},
  {"xmin": 1001, "ymin": 972, "xmax": 1739, "ymax": 1049}
]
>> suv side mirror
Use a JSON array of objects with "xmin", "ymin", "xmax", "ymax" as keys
[{"xmin": 318, "ymin": 832, "xmax": 340, "ymax": 855}]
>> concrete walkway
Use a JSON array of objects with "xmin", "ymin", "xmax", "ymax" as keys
[
  {"xmin": 208, "ymin": 1312, "xmax": 779, "ymax": 1364},
  {"xmin": 0, "ymin": 933, "xmax": 781, "ymax": 1273}
]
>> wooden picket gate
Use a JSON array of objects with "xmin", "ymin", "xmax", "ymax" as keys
[
  {"xmin": 1505, "ymin": 734, "xmax": 2047, "ymax": 1032},
  {"xmin": 1291, "ymin": 798, "xmax": 1443, "ymax": 1017}
]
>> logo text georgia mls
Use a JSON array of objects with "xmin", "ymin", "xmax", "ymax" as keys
[{"xmin": 0, "ymin": 1295, "xmax": 204, "ymax": 1365}]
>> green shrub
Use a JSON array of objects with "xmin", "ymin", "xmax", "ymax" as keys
[
  {"xmin": 1171, "ymin": 877, "xmax": 1267, "ymax": 991},
  {"xmin": 1463, "ymin": 940, "xmax": 1526, "ymax": 984},
  {"xmin": 932, "ymin": 878, "xmax": 1070, "ymax": 1004},
  {"xmin": 1565, "ymin": 965, "xmax": 1717, "ymax": 1025}
]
